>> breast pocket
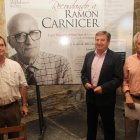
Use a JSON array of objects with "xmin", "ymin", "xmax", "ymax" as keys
[{"xmin": 9, "ymin": 71, "xmax": 19, "ymax": 86}]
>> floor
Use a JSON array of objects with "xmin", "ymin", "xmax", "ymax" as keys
[
  {"xmin": 25, "ymin": 93, "xmax": 140, "ymax": 140},
  {"xmin": 5, "ymin": 92, "xmax": 140, "ymax": 140}
]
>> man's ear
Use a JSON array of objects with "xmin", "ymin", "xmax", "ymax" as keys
[{"xmin": 7, "ymin": 36, "xmax": 14, "ymax": 49}]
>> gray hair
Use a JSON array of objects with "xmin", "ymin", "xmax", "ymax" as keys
[
  {"xmin": 95, "ymin": 31, "xmax": 111, "ymax": 42},
  {"xmin": 133, "ymin": 32, "xmax": 140, "ymax": 44}
]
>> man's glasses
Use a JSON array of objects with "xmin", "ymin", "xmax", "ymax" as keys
[{"xmin": 9, "ymin": 30, "xmax": 41, "ymax": 43}]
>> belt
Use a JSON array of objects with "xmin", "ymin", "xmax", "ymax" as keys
[{"xmin": 0, "ymin": 101, "xmax": 17, "ymax": 109}]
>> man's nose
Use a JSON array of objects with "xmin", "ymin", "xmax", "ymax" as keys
[{"xmin": 25, "ymin": 34, "xmax": 34, "ymax": 44}]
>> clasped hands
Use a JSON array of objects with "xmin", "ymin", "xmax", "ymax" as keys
[{"xmin": 85, "ymin": 83, "xmax": 102, "ymax": 94}]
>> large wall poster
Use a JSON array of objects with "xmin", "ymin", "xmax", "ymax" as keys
[{"xmin": 5, "ymin": 0, "xmax": 134, "ymax": 85}]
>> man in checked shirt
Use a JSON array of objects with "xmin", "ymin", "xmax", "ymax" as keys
[
  {"xmin": 122, "ymin": 32, "xmax": 140, "ymax": 140},
  {"xmin": 0, "ymin": 36, "xmax": 28, "ymax": 140},
  {"xmin": 7, "ymin": 13, "xmax": 73, "ymax": 85}
]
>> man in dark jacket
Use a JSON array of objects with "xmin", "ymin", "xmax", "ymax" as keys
[{"xmin": 81, "ymin": 31, "xmax": 123, "ymax": 140}]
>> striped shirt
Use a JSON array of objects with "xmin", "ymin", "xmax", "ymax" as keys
[
  {"xmin": 0, "ymin": 58, "xmax": 27, "ymax": 106},
  {"xmin": 122, "ymin": 53, "xmax": 140, "ymax": 96}
]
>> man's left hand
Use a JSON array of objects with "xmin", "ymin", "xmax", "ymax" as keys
[
  {"xmin": 94, "ymin": 86, "xmax": 103, "ymax": 94},
  {"xmin": 21, "ymin": 106, "xmax": 28, "ymax": 116}
]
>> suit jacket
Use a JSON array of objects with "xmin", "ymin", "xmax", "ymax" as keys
[{"xmin": 81, "ymin": 49, "xmax": 123, "ymax": 106}]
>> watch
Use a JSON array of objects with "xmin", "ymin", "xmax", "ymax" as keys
[{"xmin": 22, "ymin": 103, "xmax": 28, "ymax": 107}]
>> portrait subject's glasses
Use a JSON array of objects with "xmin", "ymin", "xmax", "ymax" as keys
[{"xmin": 9, "ymin": 30, "xmax": 41, "ymax": 43}]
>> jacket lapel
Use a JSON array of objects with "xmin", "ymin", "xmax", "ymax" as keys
[{"xmin": 88, "ymin": 52, "xmax": 95, "ymax": 83}]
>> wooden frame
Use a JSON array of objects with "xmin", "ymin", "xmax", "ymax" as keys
[{"xmin": 0, "ymin": 124, "xmax": 27, "ymax": 140}]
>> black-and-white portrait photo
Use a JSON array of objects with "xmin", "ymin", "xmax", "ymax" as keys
[{"xmin": 7, "ymin": 13, "xmax": 73, "ymax": 85}]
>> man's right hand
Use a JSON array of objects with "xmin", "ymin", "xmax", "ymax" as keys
[
  {"xmin": 85, "ymin": 83, "xmax": 93, "ymax": 90},
  {"xmin": 21, "ymin": 106, "xmax": 28, "ymax": 116},
  {"xmin": 125, "ymin": 92, "xmax": 135, "ymax": 110}
]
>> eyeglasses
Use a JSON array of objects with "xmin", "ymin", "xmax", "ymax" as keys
[{"xmin": 9, "ymin": 30, "xmax": 41, "ymax": 43}]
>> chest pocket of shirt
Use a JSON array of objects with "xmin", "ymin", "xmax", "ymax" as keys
[{"xmin": 9, "ymin": 71, "xmax": 19, "ymax": 86}]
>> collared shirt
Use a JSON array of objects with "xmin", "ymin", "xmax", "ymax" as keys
[
  {"xmin": 0, "ymin": 58, "xmax": 27, "ymax": 106},
  {"xmin": 91, "ymin": 50, "xmax": 107, "ymax": 88},
  {"xmin": 10, "ymin": 51, "xmax": 73, "ymax": 85},
  {"xmin": 122, "ymin": 53, "xmax": 140, "ymax": 96}
]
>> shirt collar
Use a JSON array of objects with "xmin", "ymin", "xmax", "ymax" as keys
[
  {"xmin": 1, "ymin": 57, "xmax": 6, "ymax": 66},
  {"xmin": 94, "ymin": 49, "xmax": 107, "ymax": 56},
  {"xmin": 15, "ymin": 53, "xmax": 41, "ymax": 71},
  {"xmin": 136, "ymin": 52, "xmax": 140, "ymax": 59}
]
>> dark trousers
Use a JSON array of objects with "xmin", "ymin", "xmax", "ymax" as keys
[
  {"xmin": 86, "ymin": 102, "xmax": 115, "ymax": 140},
  {"xmin": 0, "ymin": 101, "xmax": 21, "ymax": 140}
]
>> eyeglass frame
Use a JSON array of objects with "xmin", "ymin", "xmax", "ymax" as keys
[{"xmin": 7, "ymin": 30, "xmax": 41, "ymax": 43}]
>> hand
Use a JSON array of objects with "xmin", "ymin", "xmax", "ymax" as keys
[
  {"xmin": 94, "ymin": 86, "xmax": 102, "ymax": 94},
  {"xmin": 21, "ymin": 106, "xmax": 28, "ymax": 116},
  {"xmin": 85, "ymin": 83, "xmax": 93, "ymax": 90},
  {"xmin": 126, "ymin": 94, "xmax": 135, "ymax": 110}
]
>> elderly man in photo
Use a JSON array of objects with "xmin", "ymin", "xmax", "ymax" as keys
[
  {"xmin": 0, "ymin": 36, "xmax": 28, "ymax": 140},
  {"xmin": 122, "ymin": 32, "xmax": 140, "ymax": 140},
  {"xmin": 81, "ymin": 31, "xmax": 123, "ymax": 140},
  {"xmin": 7, "ymin": 13, "xmax": 73, "ymax": 85}
]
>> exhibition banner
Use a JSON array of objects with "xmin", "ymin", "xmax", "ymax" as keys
[{"xmin": 5, "ymin": 0, "xmax": 134, "ymax": 85}]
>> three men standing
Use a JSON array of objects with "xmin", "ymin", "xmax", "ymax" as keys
[
  {"xmin": 81, "ymin": 31, "xmax": 123, "ymax": 140},
  {"xmin": 0, "ymin": 36, "xmax": 28, "ymax": 140}
]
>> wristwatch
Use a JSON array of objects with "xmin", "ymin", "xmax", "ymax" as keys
[{"xmin": 22, "ymin": 103, "xmax": 28, "ymax": 107}]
